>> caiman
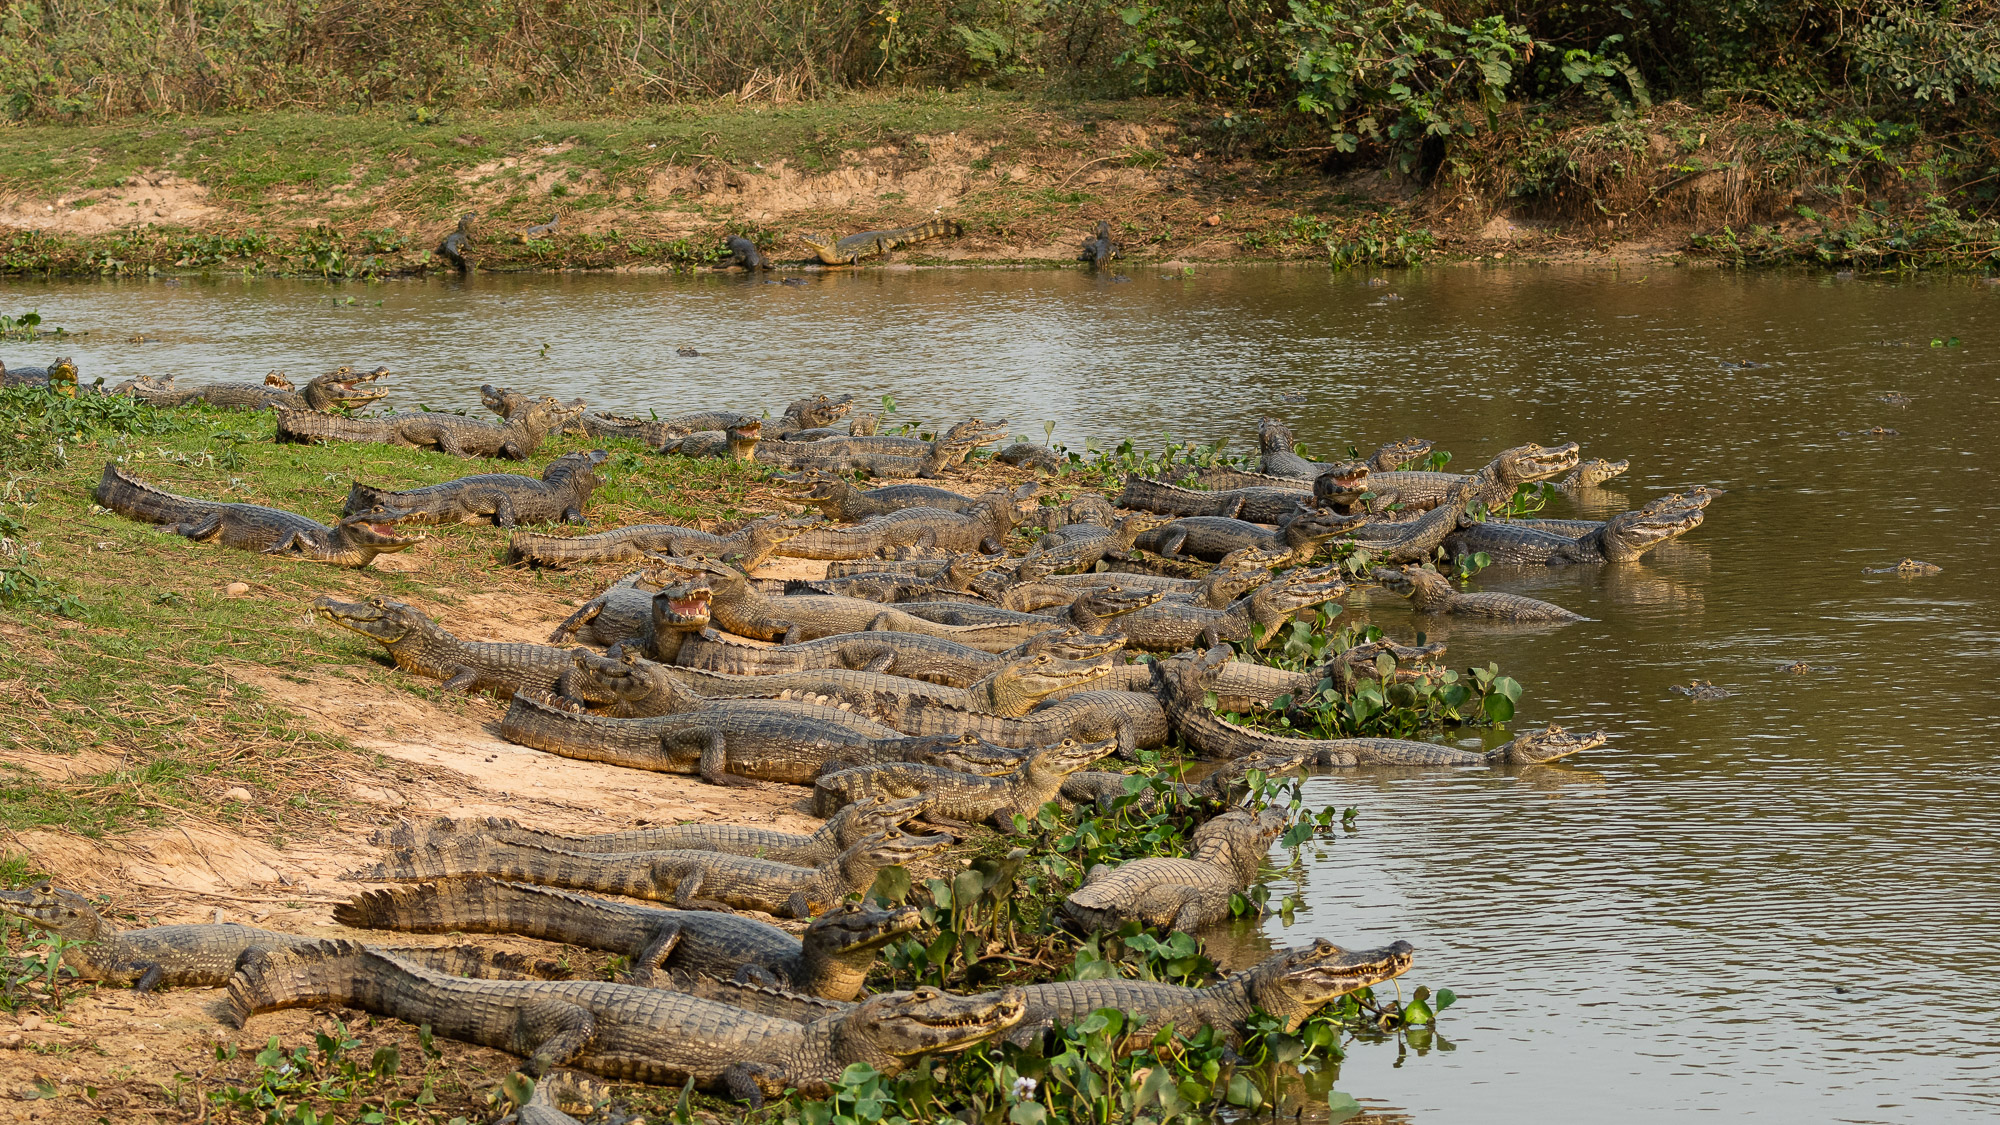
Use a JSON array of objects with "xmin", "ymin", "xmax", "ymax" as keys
[
  {"xmin": 774, "ymin": 496, "xmax": 1018, "ymax": 560},
  {"xmin": 769, "ymin": 394, "xmax": 856, "ymax": 439},
  {"xmin": 675, "ymin": 622, "xmax": 1127, "ymax": 689},
  {"xmin": 498, "ymin": 689, "xmax": 1045, "ymax": 785},
  {"xmin": 343, "ymin": 449, "xmax": 608, "ymax": 527},
  {"xmin": 1078, "ymin": 220, "xmax": 1119, "ymax": 268},
  {"xmin": 351, "ymin": 829, "xmax": 952, "ymax": 919},
  {"xmin": 512, "ymin": 514, "xmax": 817, "ymax": 570},
  {"xmin": 1443, "ymin": 504, "xmax": 1704, "ymax": 566},
  {"xmin": 229, "ymin": 939, "xmax": 1024, "ymax": 1104},
  {"xmin": 889, "ymin": 583, "xmax": 1161, "ymax": 633},
  {"xmin": 0, "ymin": 356, "xmax": 79, "ymax": 392},
  {"xmin": 1020, "ymin": 493, "xmax": 1119, "ymax": 532},
  {"xmin": 316, "ymin": 595, "xmax": 583, "ymax": 699},
  {"xmin": 1013, "ymin": 513, "xmax": 1170, "ymax": 580},
  {"xmin": 380, "ymin": 794, "xmax": 930, "ymax": 869},
  {"xmin": 94, "ymin": 464, "xmax": 422, "ymax": 568},
  {"xmin": 125, "ymin": 365, "xmax": 391, "ymax": 412},
  {"xmin": 812, "ymin": 737, "xmax": 1113, "ymax": 827},
  {"xmin": 1371, "ymin": 565, "xmax": 1585, "ymax": 622},
  {"xmin": 548, "ymin": 568, "xmax": 699, "ymax": 649},
  {"xmin": 1122, "ymin": 461, "xmax": 1379, "ymax": 524},
  {"xmin": 1160, "ymin": 645, "xmax": 1609, "ymax": 766},
  {"xmin": 277, "ymin": 395, "xmax": 581, "ymax": 459},
  {"xmin": 1864, "ymin": 558, "xmax": 1942, "ymax": 575},
  {"xmin": 337, "ymin": 878, "xmax": 919, "ymax": 997},
  {"xmin": 562, "ymin": 648, "xmax": 1110, "ymax": 726},
  {"xmin": 479, "ymin": 384, "xmax": 756, "ymax": 449},
  {"xmin": 785, "ymin": 472, "xmax": 1035, "ymax": 522},
  {"xmin": 1061, "ymin": 809, "xmax": 1287, "ymax": 932},
  {"xmin": 802, "ymin": 219, "xmax": 963, "ymax": 265},
  {"xmin": 691, "ymin": 560, "xmax": 1042, "ymax": 648},
  {"xmin": 1001, "ymin": 563, "xmax": 1268, "ymax": 616},
  {"xmin": 0, "ymin": 882, "xmax": 550, "ymax": 991},
  {"xmin": 436, "ymin": 211, "xmax": 476, "ymax": 272},
  {"xmin": 1363, "ymin": 441, "xmax": 1581, "ymax": 514},
  {"xmin": 1555, "ymin": 457, "xmax": 1630, "ymax": 490},
  {"xmin": 804, "ymin": 552, "xmax": 1012, "ymax": 603},
  {"xmin": 1133, "ymin": 504, "xmax": 1366, "ymax": 564},
  {"xmin": 1114, "ymin": 567, "xmax": 1348, "ymax": 652},
  {"xmin": 663, "ymin": 418, "xmax": 763, "ymax": 461},
  {"xmin": 993, "ymin": 442, "xmax": 1064, "ymax": 473},
  {"xmin": 681, "ymin": 938, "xmax": 1415, "ymax": 1054},
  {"xmin": 760, "ymin": 420, "xmax": 1006, "ymax": 479}
]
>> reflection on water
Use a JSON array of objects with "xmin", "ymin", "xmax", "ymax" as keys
[{"xmin": 5, "ymin": 266, "xmax": 1996, "ymax": 1123}]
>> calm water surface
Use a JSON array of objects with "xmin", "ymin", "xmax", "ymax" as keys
[{"xmin": 5, "ymin": 266, "xmax": 1996, "ymax": 1122}]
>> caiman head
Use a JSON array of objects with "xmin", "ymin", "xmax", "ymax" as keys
[
  {"xmin": 1368, "ymin": 436, "xmax": 1434, "ymax": 472},
  {"xmin": 779, "ymin": 470, "xmax": 860, "ymax": 515},
  {"xmin": 844, "ymin": 830, "xmax": 956, "ymax": 873},
  {"xmin": 1026, "ymin": 735, "xmax": 1117, "ymax": 777},
  {"xmin": 828, "ymin": 794, "xmax": 936, "ymax": 846},
  {"xmin": 802, "ymin": 901, "xmax": 925, "ymax": 959},
  {"xmin": 724, "ymin": 419, "xmax": 763, "ymax": 461},
  {"xmin": 782, "ymin": 393, "xmax": 854, "ymax": 430},
  {"xmin": 1019, "ymin": 625, "xmax": 1128, "ymax": 663},
  {"xmin": 649, "ymin": 576, "xmax": 714, "ymax": 635},
  {"xmin": 1370, "ymin": 564, "xmax": 1451, "ymax": 608},
  {"xmin": 545, "ymin": 448, "xmax": 610, "ymax": 489},
  {"xmin": 1245, "ymin": 566, "xmax": 1349, "ymax": 644},
  {"xmin": 1311, "ymin": 460, "xmax": 1372, "ymax": 507},
  {"xmin": 0, "ymin": 882, "xmax": 111, "ymax": 943},
  {"xmin": 737, "ymin": 513, "xmax": 821, "ymax": 554},
  {"xmin": 1639, "ymin": 485, "xmax": 1725, "ymax": 515},
  {"xmin": 1257, "ymin": 418, "xmax": 1297, "ymax": 455},
  {"xmin": 1322, "ymin": 637, "xmax": 1448, "ymax": 689},
  {"xmin": 263, "ymin": 371, "xmax": 299, "ymax": 391},
  {"xmin": 308, "ymin": 364, "xmax": 392, "ymax": 410},
  {"xmin": 833, "ymin": 984, "xmax": 1028, "ymax": 1063},
  {"xmin": 1566, "ymin": 457, "xmax": 1630, "ymax": 487},
  {"xmin": 940, "ymin": 552, "xmax": 1013, "ymax": 589},
  {"xmin": 478, "ymin": 383, "xmax": 531, "ymax": 418},
  {"xmin": 1191, "ymin": 808, "xmax": 1290, "ymax": 884},
  {"xmin": 977, "ymin": 653, "xmax": 1113, "ymax": 716},
  {"xmin": 1487, "ymin": 723, "xmax": 1607, "ymax": 765},
  {"xmin": 1195, "ymin": 565, "xmax": 1272, "ymax": 608},
  {"xmin": 1601, "ymin": 505, "xmax": 1704, "ymax": 562},
  {"xmin": 1075, "ymin": 584, "xmax": 1166, "ymax": 622},
  {"xmin": 1490, "ymin": 441, "xmax": 1583, "ymax": 486},
  {"xmin": 314, "ymin": 595, "xmax": 439, "ymax": 644},
  {"xmin": 1161, "ymin": 643, "xmax": 1235, "ymax": 701},
  {"xmin": 1242, "ymin": 938, "xmax": 1418, "ymax": 1032},
  {"xmin": 518, "ymin": 395, "xmax": 588, "ymax": 435},
  {"xmin": 922, "ymin": 732, "xmax": 1030, "ymax": 775},
  {"xmin": 1283, "ymin": 503, "xmax": 1371, "ymax": 543},
  {"xmin": 330, "ymin": 514, "xmax": 427, "ymax": 554},
  {"xmin": 562, "ymin": 648, "xmax": 702, "ymax": 715}
]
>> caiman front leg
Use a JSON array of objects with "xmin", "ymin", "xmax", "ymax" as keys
[
  {"xmin": 694, "ymin": 729, "xmax": 756, "ymax": 787},
  {"xmin": 620, "ymin": 923, "xmax": 685, "ymax": 985},
  {"xmin": 722, "ymin": 1062, "xmax": 789, "ymax": 1108},
  {"xmin": 438, "ymin": 665, "xmax": 482, "ymax": 693},
  {"xmin": 261, "ymin": 530, "xmax": 316, "ymax": 556},
  {"xmin": 172, "ymin": 513, "xmax": 226, "ymax": 543},
  {"xmin": 491, "ymin": 495, "xmax": 518, "ymax": 528},
  {"xmin": 670, "ymin": 870, "xmax": 735, "ymax": 913},
  {"xmin": 1154, "ymin": 529, "xmax": 1190, "ymax": 559},
  {"xmin": 511, "ymin": 997, "xmax": 599, "ymax": 1075}
]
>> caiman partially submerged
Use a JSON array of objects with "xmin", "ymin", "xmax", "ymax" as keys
[
  {"xmin": 343, "ymin": 449, "xmax": 608, "ymax": 527},
  {"xmin": 1160, "ymin": 646, "xmax": 1609, "ymax": 766},
  {"xmin": 1371, "ymin": 564, "xmax": 1585, "ymax": 622},
  {"xmin": 802, "ymin": 219, "xmax": 963, "ymax": 265},
  {"xmin": 351, "ymin": 829, "xmax": 951, "ymax": 919},
  {"xmin": 337, "ymin": 879, "xmax": 919, "ymax": 997},
  {"xmin": 95, "ymin": 464, "xmax": 422, "ymax": 568},
  {"xmin": 1444, "ymin": 504, "xmax": 1705, "ymax": 566},
  {"xmin": 230, "ymin": 940, "xmax": 1024, "ymax": 1103},
  {"xmin": 315, "ymin": 596, "xmax": 582, "ymax": 699},
  {"xmin": 1062, "ymin": 810, "xmax": 1286, "ymax": 933}
]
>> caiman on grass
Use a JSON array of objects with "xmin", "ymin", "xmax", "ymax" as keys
[
  {"xmin": 230, "ymin": 939, "xmax": 1024, "ymax": 1104},
  {"xmin": 338, "ymin": 878, "xmax": 919, "ymax": 998},
  {"xmin": 277, "ymin": 395, "xmax": 581, "ymax": 459},
  {"xmin": 316, "ymin": 596, "xmax": 584, "ymax": 698},
  {"xmin": 1161, "ymin": 645, "xmax": 1609, "ymax": 766},
  {"xmin": 511, "ymin": 515, "xmax": 816, "ymax": 570},
  {"xmin": 343, "ymin": 450, "xmax": 608, "ymax": 527},
  {"xmin": 123, "ymin": 365, "xmax": 391, "ymax": 412},
  {"xmin": 351, "ymin": 829, "xmax": 950, "ymax": 919},
  {"xmin": 0, "ymin": 882, "xmax": 554, "ymax": 991},
  {"xmin": 94, "ymin": 464, "xmax": 421, "ymax": 567}
]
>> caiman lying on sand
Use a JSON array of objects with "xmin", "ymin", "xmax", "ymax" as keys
[
  {"xmin": 1160, "ymin": 646, "xmax": 1609, "ymax": 765},
  {"xmin": 675, "ymin": 620, "xmax": 1127, "ymax": 689},
  {"xmin": 679, "ymin": 938, "xmax": 1413, "ymax": 1053},
  {"xmin": 807, "ymin": 552, "xmax": 1013, "ymax": 603},
  {"xmin": 353, "ymin": 829, "xmax": 951, "ymax": 919},
  {"xmin": 277, "ymin": 395, "xmax": 581, "ymax": 459},
  {"xmin": 343, "ymin": 449, "xmax": 608, "ymax": 527},
  {"xmin": 337, "ymin": 879, "xmax": 919, "ymax": 997},
  {"xmin": 787, "ymin": 472, "xmax": 1036, "ymax": 523},
  {"xmin": 0, "ymin": 882, "xmax": 551, "ymax": 990},
  {"xmin": 95, "ymin": 464, "xmax": 422, "ymax": 567},
  {"xmin": 379, "ymin": 794, "xmax": 931, "ymax": 868},
  {"xmin": 801, "ymin": 219, "xmax": 963, "ymax": 265},
  {"xmin": 498, "ymin": 689, "xmax": 1096, "ymax": 785},
  {"xmin": 812, "ymin": 737, "xmax": 1113, "ymax": 827},
  {"xmin": 511, "ymin": 515, "xmax": 816, "ymax": 570},
  {"xmin": 315, "ymin": 596, "xmax": 584, "ymax": 699},
  {"xmin": 230, "ymin": 940, "xmax": 1024, "ymax": 1104},
  {"xmin": 1061, "ymin": 809, "xmax": 1285, "ymax": 932},
  {"xmin": 1371, "ymin": 564, "xmax": 1585, "ymax": 622},
  {"xmin": 547, "ymin": 569, "xmax": 696, "ymax": 649},
  {"xmin": 123, "ymin": 365, "xmax": 391, "ymax": 412}
]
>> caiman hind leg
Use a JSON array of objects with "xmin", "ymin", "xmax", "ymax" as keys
[
  {"xmin": 510, "ymin": 997, "xmax": 599, "ymax": 1075},
  {"xmin": 665, "ymin": 729, "xmax": 755, "ymax": 786},
  {"xmin": 619, "ymin": 924, "xmax": 685, "ymax": 986},
  {"xmin": 171, "ymin": 512, "xmax": 226, "ymax": 543}
]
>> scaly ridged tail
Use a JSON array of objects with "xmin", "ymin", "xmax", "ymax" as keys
[
  {"xmin": 336, "ymin": 878, "xmax": 642, "ymax": 948},
  {"xmin": 898, "ymin": 218, "xmax": 963, "ymax": 245},
  {"xmin": 228, "ymin": 938, "xmax": 371, "ymax": 1026}
]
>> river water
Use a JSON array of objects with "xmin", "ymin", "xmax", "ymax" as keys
[{"xmin": 5, "ymin": 266, "xmax": 1996, "ymax": 1122}]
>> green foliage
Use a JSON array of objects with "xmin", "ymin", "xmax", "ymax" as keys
[
  {"xmin": 0, "ymin": 919, "xmax": 86, "ymax": 1014},
  {"xmin": 208, "ymin": 1023, "xmax": 457, "ymax": 1125},
  {"xmin": 0, "ymin": 310, "xmax": 60, "ymax": 341},
  {"xmin": 1242, "ymin": 613, "xmax": 1520, "ymax": 736}
]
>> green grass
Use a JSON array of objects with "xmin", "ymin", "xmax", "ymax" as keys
[{"xmin": 0, "ymin": 388, "xmax": 780, "ymax": 838}]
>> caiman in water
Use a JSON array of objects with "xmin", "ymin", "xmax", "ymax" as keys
[
  {"xmin": 1371, "ymin": 564, "xmax": 1585, "ymax": 622},
  {"xmin": 95, "ymin": 464, "xmax": 422, "ymax": 567}
]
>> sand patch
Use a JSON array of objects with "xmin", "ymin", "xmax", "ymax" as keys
[{"xmin": 0, "ymin": 170, "xmax": 225, "ymax": 234}]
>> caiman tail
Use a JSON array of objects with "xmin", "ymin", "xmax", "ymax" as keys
[
  {"xmin": 229, "ymin": 939, "xmax": 557, "ymax": 1027},
  {"xmin": 896, "ymin": 218, "xmax": 963, "ymax": 245},
  {"xmin": 94, "ymin": 463, "xmax": 212, "ymax": 525},
  {"xmin": 336, "ymin": 878, "xmax": 638, "ymax": 948}
]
